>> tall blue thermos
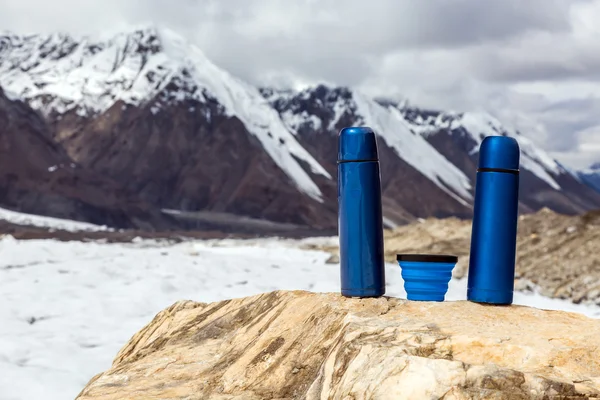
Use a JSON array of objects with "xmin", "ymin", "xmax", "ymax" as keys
[
  {"xmin": 467, "ymin": 136, "xmax": 520, "ymax": 305},
  {"xmin": 338, "ymin": 126, "xmax": 385, "ymax": 298}
]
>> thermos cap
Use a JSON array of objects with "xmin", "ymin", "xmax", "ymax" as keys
[
  {"xmin": 478, "ymin": 136, "xmax": 520, "ymax": 170},
  {"xmin": 338, "ymin": 127, "xmax": 379, "ymax": 162}
]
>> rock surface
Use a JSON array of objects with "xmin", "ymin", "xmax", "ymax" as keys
[
  {"xmin": 77, "ymin": 290, "xmax": 600, "ymax": 399},
  {"xmin": 309, "ymin": 207, "xmax": 600, "ymax": 306}
]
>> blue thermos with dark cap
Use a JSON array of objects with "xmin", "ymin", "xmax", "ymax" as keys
[
  {"xmin": 338, "ymin": 126, "xmax": 385, "ymax": 298},
  {"xmin": 467, "ymin": 136, "xmax": 521, "ymax": 305}
]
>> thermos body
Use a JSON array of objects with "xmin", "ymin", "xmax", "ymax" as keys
[
  {"xmin": 338, "ymin": 127, "xmax": 385, "ymax": 298},
  {"xmin": 467, "ymin": 171, "xmax": 519, "ymax": 304},
  {"xmin": 467, "ymin": 136, "xmax": 521, "ymax": 305},
  {"xmin": 338, "ymin": 161, "xmax": 385, "ymax": 297}
]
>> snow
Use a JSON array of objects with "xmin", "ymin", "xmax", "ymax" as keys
[
  {"xmin": 382, "ymin": 216, "xmax": 399, "ymax": 229},
  {"xmin": 513, "ymin": 135, "xmax": 562, "ymax": 190},
  {"xmin": 1, "ymin": 25, "xmax": 572, "ymax": 203},
  {"xmin": 281, "ymin": 109, "xmax": 323, "ymax": 133},
  {"xmin": 1, "ymin": 87, "xmax": 20, "ymax": 102},
  {"xmin": 578, "ymin": 164, "xmax": 600, "ymax": 191},
  {"xmin": 0, "ymin": 26, "xmax": 330, "ymax": 202},
  {"xmin": 0, "ymin": 207, "xmax": 109, "ymax": 232},
  {"xmin": 2, "ymin": 235, "xmax": 598, "ymax": 400},
  {"xmin": 578, "ymin": 164, "xmax": 600, "ymax": 182},
  {"xmin": 396, "ymin": 108, "xmax": 566, "ymax": 191},
  {"xmin": 275, "ymin": 86, "xmax": 357, "ymax": 136},
  {"xmin": 352, "ymin": 92, "xmax": 473, "ymax": 205},
  {"xmin": 454, "ymin": 112, "xmax": 562, "ymax": 190},
  {"xmin": 328, "ymin": 95, "xmax": 351, "ymax": 130}
]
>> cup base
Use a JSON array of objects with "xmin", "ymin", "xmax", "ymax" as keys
[
  {"xmin": 407, "ymin": 293, "xmax": 445, "ymax": 302},
  {"xmin": 467, "ymin": 287, "xmax": 513, "ymax": 305}
]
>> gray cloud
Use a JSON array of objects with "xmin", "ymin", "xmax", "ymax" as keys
[
  {"xmin": 136, "ymin": 0, "xmax": 576, "ymax": 50},
  {"xmin": 467, "ymin": 34, "xmax": 600, "ymax": 83},
  {"xmin": 1, "ymin": 0, "xmax": 600, "ymax": 167}
]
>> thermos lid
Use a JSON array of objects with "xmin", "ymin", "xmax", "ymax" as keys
[
  {"xmin": 478, "ymin": 136, "xmax": 520, "ymax": 170},
  {"xmin": 338, "ymin": 127, "xmax": 379, "ymax": 162}
]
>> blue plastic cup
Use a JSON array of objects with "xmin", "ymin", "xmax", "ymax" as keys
[{"xmin": 397, "ymin": 254, "xmax": 458, "ymax": 301}]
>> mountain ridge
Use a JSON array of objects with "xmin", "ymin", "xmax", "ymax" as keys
[{"xmin": 1, "ymin": 25, "xmax": 599, "ymax": 230}]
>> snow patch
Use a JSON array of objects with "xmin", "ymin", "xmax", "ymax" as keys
[
  {"xmin": 456, "ymin": 112, "xmax": 562, "ymax": 190},
  {"xmin": 2, "ymin": 87, "xmax": 21, "ymax": 101},
  {"xmin": 281, "ymin": 109, "xmax": 322, "ymax": 133},
  {"xmin": 352, "ymin": 92, "xmax": 473, "ymax": 205},
  {"xmin": 0, "ymin": 207, "xmax": 110, "ymax": 232},
  {"xmin": 328, "ymin": 95, "xmax": 350, "ymax": 130},
  {"xmin": 382, "ymin": 216, "xmax": 399, "ymax": 229}
]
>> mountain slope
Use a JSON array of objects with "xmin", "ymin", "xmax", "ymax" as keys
[
  {"xmin": 262, "ymin": 86, "xmax": 474, "ymax": 224},
  {"xmin": 578, "ymin": 163, "xmax": 600, "ymax": 193},
  {"xmin": 402, "ymin": 107, "xmax": 600, "ymax": 214},
  {"xmin": 0, "ymin": 28, "xmax": 329, "ymax": 200},
  {"xmin": 1, "ymin": 26, "xmax": 599, "ymax": 230},
  {"xmin": 0, "ymin": 27, "xmax": 339, "ymax": 229},
  {"xmin": 265, "ymin": 85, "xmax": 600, "ymax": 219},
  {"xmin": 0, "ymin": 86, "xmax": 177, "ymax": 229}
]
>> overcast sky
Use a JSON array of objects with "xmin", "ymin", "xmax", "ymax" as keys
[{"xmin": 2, "ymin": 0, "xmax": 600, "ymax": 168}]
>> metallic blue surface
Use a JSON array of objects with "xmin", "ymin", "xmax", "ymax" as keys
[
  {"xmin": 467, "ymin": 136, "xmax": 520, "ymax": 305},
  {"xmin": 478, "ymin": 136, "xmax": 520, "ymax": 170},
  {"xmin": 338, "ymin": 127, "xmax": 379, "ymax": 162},
  {"xmin": 338, "ymin": 127, "xmax": 385, "ymax": 297},
  {"xmin": 398, "ymin": 260, "xmax": 456, "ymax": 301}
]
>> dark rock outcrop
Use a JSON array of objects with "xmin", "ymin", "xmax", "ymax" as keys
[
  {"xmin": 0, "ymin": 87, "xmax": 177, "ymax": 230},
  {"xmin": 49, "ymin": 95, "xmax": 338, "ymax": 229}
]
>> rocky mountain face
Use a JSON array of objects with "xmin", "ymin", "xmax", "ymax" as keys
[
  {"xmin": 262, "ymin": 87, "xmax": 474, "ymax": 224},
  {"xmin": 76, "ymin": 291, "xmax": 600, "ymax": 399},
  {"xmin": 0, "ymin": 87, "xmax": 176, "ymax": 230},
  {"xmin": 1, "ymin": 26, "xmax": 599, "ymax": 230},
  {"xmin": 0, "ymin": 28, "xmax": 337, "ymax": 230},
  {"xmin": 265, "ymin": 85, "xmax": 600, "ymax": 220}
]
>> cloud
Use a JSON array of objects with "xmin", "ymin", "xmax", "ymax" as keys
[{"xmin": 1, "ymin": 0, "xmax": 600, "ymax": 168}]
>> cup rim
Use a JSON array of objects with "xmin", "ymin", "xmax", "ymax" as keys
[{"xmin": 396, "ymin": 254, "xmax": 458, "ymax": 263}]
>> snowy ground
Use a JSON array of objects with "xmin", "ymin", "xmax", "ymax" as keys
[{"xmin": 1, "ymin": 235, "xmax": 600, "ymax": 400}]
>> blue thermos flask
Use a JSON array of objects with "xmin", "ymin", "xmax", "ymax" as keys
[
  {"xmin": 467, "ymin": 136, "xmax": 520, "ymax": 305},
  {"xmin": 338, "ymin": 126, "xmax": 385, "ymax": 298}
]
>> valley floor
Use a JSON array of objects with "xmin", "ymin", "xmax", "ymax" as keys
[{"xmin": 1, "ymin": 235, "xmax": 600, "ymax": 400}]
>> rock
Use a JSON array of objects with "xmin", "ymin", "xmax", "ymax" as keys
[
  {"xmin": 514, "ymin": 278, "xmax": 536, "ymax": 293},
  {"xmin": 77, "ymin": 290, "xmax": 600, "ymax": 399},
  {"xmin": 325, "ymin": 254, "xmax": 339, "ymax": 264},
  {"xmin": 0, "ymin": 87, "xmax": 177, "ymax": 230},
  {"xmin": 316, "ymin": 208, "xmax": 600, "ymax": 306},
  {"xmin": 381, "ymin": 217, "xmax": 472, "ymax": 278}
]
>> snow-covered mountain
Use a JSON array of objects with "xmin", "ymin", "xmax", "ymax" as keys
[
  {"xmin": 264, "ymin": 85, "xmax": 600, "ymax": 219},
  {"xmin": 578, "ymin": 163, "xmax": 600, "ymax": 193},
  {"xmin": 1, "ymin": 25, "xmax": 599, "ymax": 230},
  {"xmin": 0, "ymin": 27, "xmax": 329, "ymax": 202}
]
